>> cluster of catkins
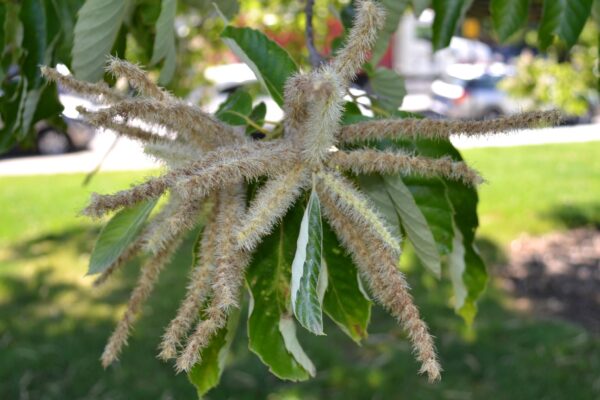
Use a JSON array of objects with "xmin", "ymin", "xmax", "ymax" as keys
[{"xmin": 42, "ymin": 0, "xmax": 560, "ymax": 382}]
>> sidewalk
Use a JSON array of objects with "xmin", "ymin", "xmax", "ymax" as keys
[{"xmin": 0, "ymin": 123, "xmax": 599, "ymax": 176}]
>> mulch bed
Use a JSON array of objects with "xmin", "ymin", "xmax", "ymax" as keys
[{"xmin": 497, "ymin": 228, "xmax": 600, "ymax": 333}]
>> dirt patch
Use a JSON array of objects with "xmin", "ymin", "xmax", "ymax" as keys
[{"xmin": 497, "ymin": 228, "xmax": 600, "ymax": 333}]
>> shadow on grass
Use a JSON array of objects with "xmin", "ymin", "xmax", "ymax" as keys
[
  {"xmin": 1, "ymin": 227, "xmax": 599, "ymax": 399},
  {"xmin": 543, "ymin": 203, "xmax": 600, "ymax": 229}
]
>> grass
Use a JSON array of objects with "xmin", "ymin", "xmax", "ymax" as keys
[{"xmin": 0, "ymin": 141, "xmax": 599, "ymax": 399}]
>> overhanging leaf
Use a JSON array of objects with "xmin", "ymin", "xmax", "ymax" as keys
[
  {"xmin": 291, "ymin": 190, "xmax": 326, "ymax": 335},
  {"xmin": 72, "ymin": 0, "xmax": 129, "ymax": 81},
  {"xmin": 151, "ymin": 0, "xmax": 177, "ymax": 85},
  {"xmin": 432, "ymin": 0, "xmax": 470, "ymax": 51},
  {"xmin": 88, "ymin": 198, "xmax": 158, "ymax": 275},
  {"xmin": 20, "ymin": 0, "xmax": 46, "ymax": 87},
  {"xmin": 220, "ymin": 26, "xmax": 298, "ymax": 106},
  {"xmin": 402, "ymin": 176, "xmax": 454, "ymax": 256},
  {"xmin": 538, "ymin": 0, "xmax": 593, "ymax": 50},
  {"xmin": 187, "ymin": 306, "xmax": 240, "ymax": 397},
  {"xmin": 491, "ymin": 0, "xmax": 530, "ymax": 42},
  {"xmin": 409, "ymin": 138, "xmax": 487, "ymax": 323},
  {"xmin": 322, "ymin": 221, "xmax": 371, "ymax": 343},
  {"xmin": 382, "ymin": 175, "xmax": 442, "ymax": 277},
  {"xmin": 357, "ymin": 174, "xmax": 402, "ymax": 239},
  {"xmin": 246, "ymin": 204, "xmax": 315, "ymax": 381}
]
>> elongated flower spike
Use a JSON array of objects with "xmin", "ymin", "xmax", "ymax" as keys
[
  {"xmin": 338, "ymin": 109, "xmax": 563, "ymax": 143},
  {"xmin": 50, "ymin": 0, "xmax": 563, "ymax": 384}
]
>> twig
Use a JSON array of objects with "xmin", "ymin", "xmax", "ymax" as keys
[
  {"xmin": 83, "ymin": 136, "xmax": 121, "ymax": 186},
  {"xmin": 305, "ymin": 0, "xmax": 323, "ymax": 69}
]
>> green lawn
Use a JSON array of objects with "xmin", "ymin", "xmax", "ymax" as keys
[{"xmin": 1, "ymin": 142, "xmax": 599, "ymax": 399}]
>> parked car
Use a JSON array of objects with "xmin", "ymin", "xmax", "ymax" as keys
[{"xmin": 429, "ymin": 63, "xmax": 525, "ymax": 120}]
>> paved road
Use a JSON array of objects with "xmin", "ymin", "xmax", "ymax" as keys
[{"xmin": 0, "ymin": 123, "xmax": 599, "ymax": 176}]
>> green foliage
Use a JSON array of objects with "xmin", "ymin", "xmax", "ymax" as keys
[
  {"xmin": 88, "ymin": 198, "xmax": 157, "ymax": 275},
  {"xmin": 539, "ymin": 0, "xmax": 594, "ymax": 50},
  {"xmin": 188, "ymin": 307, "xmax": 240, "ymax": 396},
  {"xmin": 500, "ymin": 22, "xmax": 598, "ymax": 116},
  {"xmin": 431, "ymin": 0, "xmax": 470, "ymax": 51},
  {"xmin": 322, "ymin": 221, "xmax": 371, "ymax": 343},
  {"xmin": 215, "ymin": 88, "xmax": 253, "ymax": 125},
  {"xmin": 490, "ymin": 0, "xmax": 531, "ymax": 42},
  {"xmin": 291, "ymin": 190, "xmax": 326, "ymax": 335},
  {"xmin": 151, "ymin": 0, "xmax": 177, "ymax": 85},
  {"xmin": 72, "ymin": 0, "xmax": 130, "ymax": 82},
  {"xmin": 246, "ymin": 205, "xmax": 315, "ymax": 381},
  {"xmin": 220, "ymin": 25, "xmax": 298, "ymax": 106}
]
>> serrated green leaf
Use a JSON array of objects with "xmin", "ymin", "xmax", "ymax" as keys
[
  {"xmin": 72, "ymin": 0, "xmax": 129, "ymax": 81},
  {"xmin": 490, "ymin": 0, "xmax": 531, "ymax": 42},
  {"xmin": 322, "ymin": 222, "xmax": 371, "ymax": 343},
  {"xmin": 372, "ymin": 0, "xmax": 409, "ymax": 64},
  {"xmin": 215, "ymin": 89, "xmax": 253, "ymax": 126},
  {"xmin": 291, "ymin": 190, "xmax": 326, "ymax": 335},
  {"xmin": 432, "ymin": 0, "xmax": 470, "ymax": 51},
  {"xmin": 187, "ymin": 306, "xmax": 240, "ymax": 397},
  {"xmin": 246, "ymin": 204, "xmax": 314, "ymax": 381},
  {"xmin": 220, "ymin": 26, "xmax": 298, "ymax": 106},
  {"xmin": 369, "ymin": 67, "xmax": 407, "ymax": 113},
  {"xmin": 88, "ymin": 198, "xmax": 158, "ymax": 275},
  {"xmin": 382, "ymin": 175, "xmax": 442, "ymax": 277},
  {"xmin": 539, "ymin": 0, "xmax": 593, "ymax": 50}
]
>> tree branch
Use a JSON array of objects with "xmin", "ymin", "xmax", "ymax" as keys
[{"xmin": 305, "ymin": 0, "xmax": 323, "ymax": 68}]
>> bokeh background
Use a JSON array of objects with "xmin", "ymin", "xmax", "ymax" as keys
[{"xmin": 1, "ymin": 1, "xmax": 599, "ymax": 399}]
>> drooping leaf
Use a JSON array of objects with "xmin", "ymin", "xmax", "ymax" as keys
[
  {"xmin": 72, "ymin": 0, "xmax": 129, "ymax": 81},
  {"xmin": 220, "ymin": 26, "xmax": 298, "ymax": 106},
  {"xmin": 20, "ymin": 0, "xmax": 46, "ymax": 87},
  {"xmin": 409, "ymin": 138, "xmax": 487, "ymax": 323},
  {"xmin": 432, "ymin": 0, "xmax": 470, "ymax": 51},
  {"xmin": 538, "ymin": 0, "xmax": 593, "ymax": 50},
  {"xmin": 151, "ymin": 0, "xmax": 177, "ymax": 85},
  {"xmin": 291, "ymin": 190, "xmax": 326, "ymax": 335},
  {"xmin": 322, "ymin": 221, "xmax": 371, "ymax": 343},
  {"xmin": 402, "ymin": 176, "xmax": 454, "ymax": 256},
  {"xmin": 357, "ymin": 174, "xmax": 402, "ymax": 239},
  {"xmin": 88, "ymin": 198, "xmax": 158, "ymax": 275},
  {"xmin": 158, "ymin": 45, "xmax": 176, "ymax": 85},
  {"xmin": 382, "ymin": 175, "xmax": 442, "ymax": 277},
  {"xmin": 369, "ymin": 67, "xmax": 407, "ymax": 113},
  {"xmin": 246, "ymin": 204, "xmax": 315, "ymax": 381},
  {"xmin": 490, "ymin": 0, "xmax": 531, "ymax": 42},
  {"xmin": 215, "ymin": 89, "xmax": 253, "ymax": 126},
  {"xmin": 371, "ymin": 0, "xmax": 409, "ymax": 64},
  {"xmin": 187, "ymin": 306, "xmax": 240, "ymax": 397},
  {"xmin": 445, "ymin": 178, "xmax": 487, "ymax": 324}
]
